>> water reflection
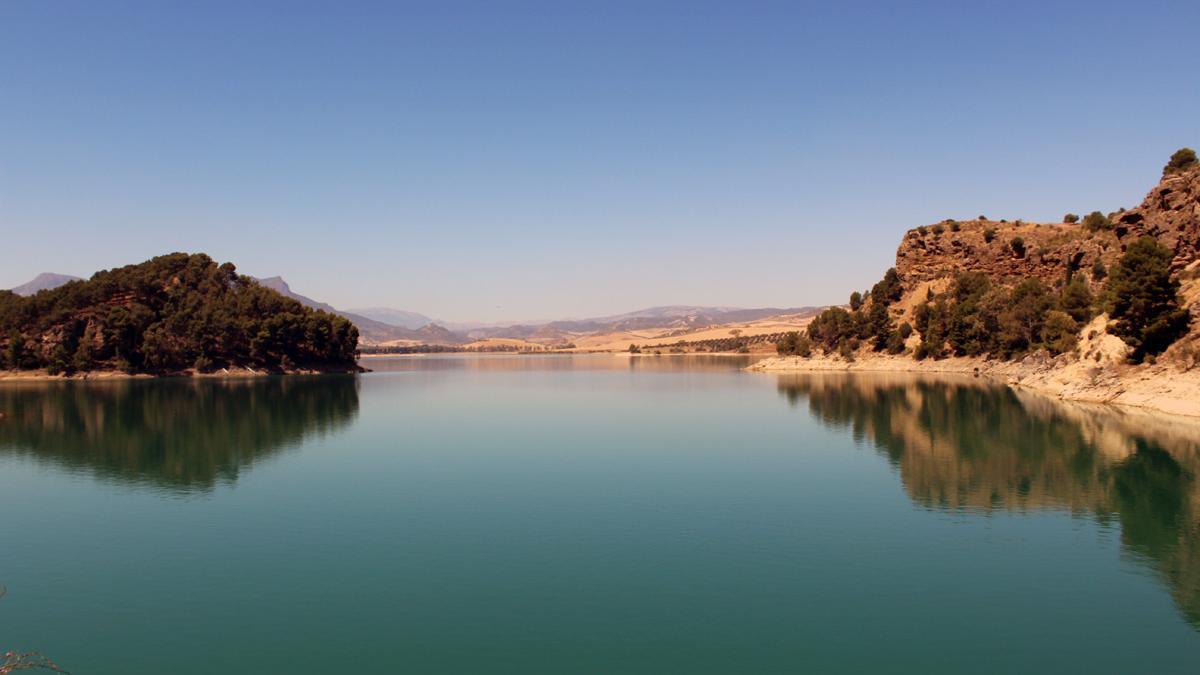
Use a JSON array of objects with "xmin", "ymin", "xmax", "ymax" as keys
[
  {"xmin": 777, "ymin": 372, "xmax": 1200, "ymax": 626},
  {"xmin": 0, "ymin": 376, "xmax": 359, "ymax": 493}
]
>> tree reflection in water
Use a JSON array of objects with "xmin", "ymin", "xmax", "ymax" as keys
[
  {"xmin": 777, "ymin": 372, "xmax": 1200, "ymax": 627},
  {"xmin": 0, "ymin": 376, "xmax": 359, "ymax": 493}
]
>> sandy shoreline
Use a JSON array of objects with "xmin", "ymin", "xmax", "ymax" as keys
[
  {"xmin": 0, "ymin": 366, "xmax": 361, "ymax": 381},
  {"xmin": 749, "ymin": 353, "xmax": 1200, "ymax": 420}
]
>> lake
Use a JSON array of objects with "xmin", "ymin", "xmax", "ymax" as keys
[{"xmin": 2, "ymin": 354, "xmax": 1199, "ymax": 673}]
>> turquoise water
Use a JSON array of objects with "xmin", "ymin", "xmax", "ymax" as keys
[{"xmin": 2, "ymin": 355, "xmax": 1199, "ymax": 673}]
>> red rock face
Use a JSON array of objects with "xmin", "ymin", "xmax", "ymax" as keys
[
  {"xmin": 1114, "ymin": 166, "xmax": 1200, "ymax": 272},
  {"xmin": 894, "ymin": 220, "xmax": 1116, "ymax": 294},
  {"xmin": 892, "ymin": 166, "xmax": 1200, "ymax": 294}
]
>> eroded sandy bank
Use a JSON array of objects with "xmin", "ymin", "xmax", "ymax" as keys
[{"xmin": 750, "ymin": 353, "xmax": 1200, "ymax": 419}]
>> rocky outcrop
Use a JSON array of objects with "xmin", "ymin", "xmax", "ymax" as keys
[
  {"xmin": 896, "ymin": 219, "xmax": 1115, "ymax": 294},
  {"xmin": 1113, "ymin": 166, "xmax": 1200, "ymax": 271},
  {"xmin": 894, "ymin": 165, "xmax": 1200, "ymax": 297}
]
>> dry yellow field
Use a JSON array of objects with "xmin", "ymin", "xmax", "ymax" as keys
[{"xmin": 567, "ymin": 316, "xmax": 814, "ymax": 352}]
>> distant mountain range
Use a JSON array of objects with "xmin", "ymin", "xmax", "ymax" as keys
[
  {"xmin": 343, "ymin": 307, "xmax": 433, "ymax": 330},
  {"xmin": 250, "ymin": 277, "xmax": 462, "ymax": 345},
  {"xmin": 459, "ymin": 306, "xmax": 820, "ymax": 341},
  {"xmin": 9, "ymin": 271, "xmax": 817, "ymax": 346},
  {"xmin": 8, "ymin": 272, "xmax": 82, "ymax": 296},
  {"xmin": 251, "ymin": 280, "xmax": 821, "ymax": 345}
]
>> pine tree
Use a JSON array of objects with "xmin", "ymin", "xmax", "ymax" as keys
[
  {"xmin": 1107, "ymin": 237, "xmax": 1190, "ymax": 361},
  {"xmin": 1059, "ymin": 276, "xmax": 1094, "ymax": 324},
  {"xmin": 6, "ymin": 331, "xmax": 25, "ymax": 370}
]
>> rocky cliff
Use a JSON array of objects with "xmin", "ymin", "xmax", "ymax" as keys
[
  {"xmin": 1114, "ymin": 167, "xmax": 1200, "ymax": 271},
  {"xmin": 895, "ymin": 166, "xmax": 1196, "ymax": 290},
  {"xmin": 756, "ymin": 158, "xmax": 1200, "ymax": 418},
  {"xmin": 892, "ymin": 164, "xmax": 1200, "ymax": 322}
]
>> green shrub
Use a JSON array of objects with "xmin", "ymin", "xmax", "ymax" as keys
[
  {"xmin": 775, "ymin": 332, "xmax": 812, "ymax": 357},
  {"xmin": 999, "ymin": 279, "xmax": 1054, "ymax": 354},
  {"xmin": 807, "ymin": 307, "xmax": 856, "ymax": 351},
  {"xmin": 863, "ymin": 302, "xmax": 892, "ymax": 350},
  {"xmin": 1009, "ymin": 236, "xmax": 1025, "ymax": 257},
  {"xmin": 74, "ymin": 324, "xmax": 98, "ymax": 371},
  {"xmin": 46, "ymin": 344, "xmax": 73, "ymax": 375},
  {"xmin": 1163, "ymin": 147, "xmax": 1198, "ymax": 175},
  {"xmin": 870, "ymin": 268, "xmax": 904, "ymax": 306},
  {"xmin": 945, "ymin": 272, "xmax": 994, "ymax": 356},
  {"xmin": 1042, "ymin": 310, "xmax": 1079, "ymax": 355},
  {"xmin": 913, "ymin": 299, "xmax": 949, "ymax": 359},
  {"xmin": 932, "ymin": 223, "xmax": 945, "ymax": 235},
  {"xmin": 838, "ymin": 340, "xmax": 855, "ymax": 361},
  {"xmin": 1092, "ymin": 259, "xmax": 1107, "ymax": 280},
  {"xmin": 950, "ymin": 221, "xmax": 961, "ymax": 232},
  {"xmin": 984, "ymin": 228, "xmax": 997, "ymax": 243},
  {"xmin": 1063, "ymin": 213, "xmax": 1079, "ymax": 223},
  {"xmin": 849, "ymin": 291, "xmax": 863, "ymax": 311},
  {"xmin": 1082, "ymin": 211, "xmax": 1112, "ymax": 231}
]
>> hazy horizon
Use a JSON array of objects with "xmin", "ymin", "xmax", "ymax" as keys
[{"xmin": 3, "ymin": 1, "xmax": 1199, "ymax": 323}]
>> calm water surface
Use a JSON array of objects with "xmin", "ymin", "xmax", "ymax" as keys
[{"xmin": 2, "ymin": 354, "xmax": 1200, "ymax": 673}]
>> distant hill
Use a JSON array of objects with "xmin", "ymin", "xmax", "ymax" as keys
[
  {"xmin": 253, "ymin": 276, "xmax": 462, "ymax": 345},
  {"xmin": 467, "ymin": 305, "xmax": 821, "ymax": 340},
  {"xmin": 9, "ymin": 272, "xmax": 82, "ymax": 296},
  {"xmin": 0, "ymin": 253, "xmax": 359, "ymax": 375},
  {"xmin": 343, "ymin": 307, "xmax": 433, "ymax": 330},
  {"xmin": 247, "ymin": 278, "xmax": 819, "ymax": 348}
]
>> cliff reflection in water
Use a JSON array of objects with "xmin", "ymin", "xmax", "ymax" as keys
[
  {"xmin": 777, "ymin": 372, "xmax": 1200, "ymax": 627},
  {"xmin": 0, "ymin": 376, "xmax": 360, "ymax": 492}
]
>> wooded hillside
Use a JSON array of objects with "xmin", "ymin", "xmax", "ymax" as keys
[{"xmin": 0, "ymin": 253, "xmax": 359, "ymax": 374}]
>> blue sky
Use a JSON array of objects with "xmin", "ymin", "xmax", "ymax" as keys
[{"xmin": 2, "ymin": 1, "xmax": 1198, "ymax": 322}]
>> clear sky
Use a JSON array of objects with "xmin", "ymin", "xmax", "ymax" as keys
[{"xmin": 2, "ymin": 1, "xmax": 1198, "ymax": 323}]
